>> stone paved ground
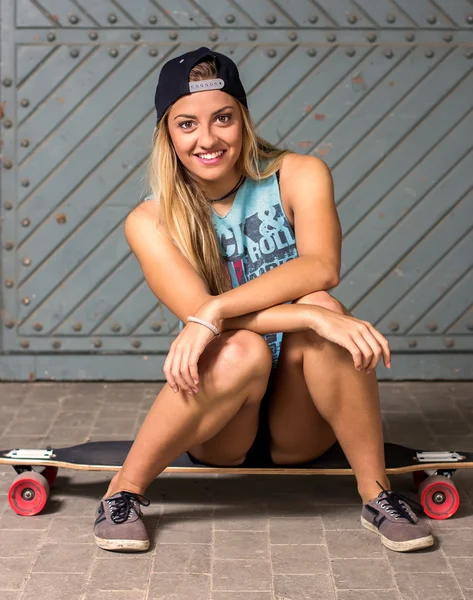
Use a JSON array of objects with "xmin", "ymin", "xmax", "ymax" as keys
[{"xmin": 0, "ymin": 381, "xmax": 473, "ymax": 600}]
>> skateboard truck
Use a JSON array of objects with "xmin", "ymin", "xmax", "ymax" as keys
[
  {"xmin": 5, "ymin": 449, "xmax": 54, "ymax": 460},
  {"xmin": 416, "ymin": 451, "xmax": 466, "ymax": 463}
]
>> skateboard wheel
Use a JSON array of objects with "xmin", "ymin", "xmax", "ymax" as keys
[
  {"xmin": 41, "ymin": 466, "xmax": 58, "ymax": 488},
  {"xmin": 412, "ymin": 470, "xmax": 428, "ymax": 490},
  {"xmin": 419, "ymin": 474, "xmax": 460, "ymax": 520},
  {"xmin": 8, "ymin": 471, "xmax": 50, "ymax": 516}
]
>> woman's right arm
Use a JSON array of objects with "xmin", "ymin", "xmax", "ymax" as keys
[{"xmin": 124, "ymin": 203, "xmax": 213, "ymax": 323}]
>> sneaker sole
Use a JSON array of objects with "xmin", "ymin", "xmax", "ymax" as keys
[
  {"xmin": 94, "ymin": 534, "xmax": 149, "ymax": 552},
  {"xmin": 361, "ymin": 516, "xmax": 434, "ymax": 552}
]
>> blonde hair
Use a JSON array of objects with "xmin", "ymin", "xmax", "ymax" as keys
[{"xmin": 146, "ymin": 59, "xmax": 289, "ymax": 296}]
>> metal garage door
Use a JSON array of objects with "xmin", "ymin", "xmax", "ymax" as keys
[{"xmin": 1, "ymin": 0, "xmax": 472, "ymax": 380}]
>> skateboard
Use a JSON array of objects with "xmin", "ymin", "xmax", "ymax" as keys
[{"xmin": 1, "ymin": 440, "xmax": 472, "ymax": 519}]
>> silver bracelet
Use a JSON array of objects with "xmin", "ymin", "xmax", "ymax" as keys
[{"xmin": 187, "ymin": 316, "xmax": 220, "ymax": 337}]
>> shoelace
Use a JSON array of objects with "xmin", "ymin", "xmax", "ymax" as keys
[
  {"xmin": 375, "ymin": 480, "xmax": 423, "ymax": 524},
  {"xmin": 106, "ymin": 491, "xmax": 151, "ymax": 524}
]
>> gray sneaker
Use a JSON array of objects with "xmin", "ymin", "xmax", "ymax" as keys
[
  {"xmin": 94, "ymin": 491, "xmax": 151, "ymax": 552},
  {"xmin": 361, "ymin": 486, "xmax": 434, "ymax": 552}
]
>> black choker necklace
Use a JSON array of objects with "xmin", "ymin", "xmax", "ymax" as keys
[{"xmin": 207, "ymin": 175, "xmax": 245, "ymax": 203}]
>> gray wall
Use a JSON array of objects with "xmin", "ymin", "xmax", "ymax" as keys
[{"xmin": 1, "ymin": 0, "xmax": 472, "ymax": 381}]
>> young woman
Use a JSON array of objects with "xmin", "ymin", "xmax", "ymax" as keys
[{"xmin": 93, "ymin": 47, "xmax": 434, "ymax": 554}]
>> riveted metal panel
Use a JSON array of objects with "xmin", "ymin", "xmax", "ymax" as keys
[{"xmin": 1, "ymin": 0, "xmax": 472, "ymax": 380}]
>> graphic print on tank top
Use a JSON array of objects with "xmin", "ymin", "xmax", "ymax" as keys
[{"xmin": 212, "ymin": 173, "xmax": 299, "ymax": 367}]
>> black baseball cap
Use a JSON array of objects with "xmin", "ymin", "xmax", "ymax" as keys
[{"xmin": 154, "ymin": 47, "xmax": 248, "ymax": 124}]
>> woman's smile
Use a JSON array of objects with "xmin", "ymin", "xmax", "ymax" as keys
[{"xmin": 194, "ymin": 149, "xmax": 226, "ymax": 166}]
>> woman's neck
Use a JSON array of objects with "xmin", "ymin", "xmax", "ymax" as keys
[{"xmin": 198, "ymin": 169, "xmax": 242, "ymax": 202}]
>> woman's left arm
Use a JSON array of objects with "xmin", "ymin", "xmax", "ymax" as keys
[{"xmin": 204, "ymin": 153, "xmax": 342, "ymax": 323}]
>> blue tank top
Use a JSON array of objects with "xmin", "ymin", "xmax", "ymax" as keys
[{"xmin": 187, "ymin": 172, "xmax": 299, "ymax": 368}]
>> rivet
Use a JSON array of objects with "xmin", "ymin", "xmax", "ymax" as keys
[
  {"xmin": 132, "ymin": 339, "xmax": 142, "ymax": 348},
  {"xmin": 72, "ymin": 323, "xmax": 82, "ymax": 332},
  {"xmin": 3, "ymin": 77, "xmax": 12, "ymax": 87},
  {"xmin": 4, "ymin": 241, "xmax": 14, "ymax": 250},
  {"xmin": 346, "ymin": 48, "xmax": 356, "ymax": 57},
  {"xmin": 466, "ymin": 15, "xmax": 473, "ymax": 24},
  {"xmin": 267, "ymin": 48, "xmax": 277, "ymax": 58},
  {"xmin": 5, "ymin": 320, "xmax": 14, "ymax": 329},
  {"xmin": 465, "ymin": 50, "xmax": 473, "ymax": 59},
  {"xmin": 169, "ymin": 31, "xmax": 178, "ymax": 40},
  {"xmin": 426, "ymin": 323, "xmax": 438, "ymax": 332},
  {"xmin": 386, "ymin": 13, "xmax": 396, "ymax": 23},
  {"xmin": 443, "ymin": 33, "xmax": 453, "ymax": 42},
  {"xmin": 33, "ymin": 322, "xmax": 43, "ymax": 331},
  {"xmin": 151, "ymin": 322, "xmax": 162, "ymax": 332},
  {"xmin": 21, "ymin": 218, "xmax": 30, "ymax": 227},
  {"xmin": 426, "ymin": 14, "xmax": 437, "ymax": 25},
  {"xmin": 52, "ymin": 340, "xmax": 61, "ymax": 349},
  {"xmin": 326, "ymin": 33, "xmax": 337, "ymax": 42},
  {"xmin": 307, "ymin": 48, "xmax": 317, "ymax": 57},
  {"xmin": 384, "ymin": 49, "xmax": 394, "ymax": 58},
  {"xmin": 425, "ymin": 49, "xmax": 434, "ymax": 58},
  {"xmin": 405, "ymin": 33, "xmax": 415, "ymax": 42},
  {"xmin": 308, "ymin": 14, "xmax": 318, "ymax": 24},
  {"xmin": 131, "ymin": 31, "xmax": 141, "ymax": 41},
  {"xmin": 467, "ymin": 323, "xmax": 473, "ymax": 331},
  {"xmin": 47, "ymin": 32, "xmax": 56, "ymax": 42},
  {"xmin": 347, "ymin": 14, "xmax": 358, "ymax": 24},
  {"xmin": 20, "ymin": 98, "xmax": 30, "ymax": 108},
  {"xmin": 266, "ymin": 14, "xmax": 276, "ymax": 24},
  {"xmin": 209, "ymin": 32, "xmax": 218, "ymax": 41},
  {"xmin": 111, "ymin": 323, "xmax": 121, "ymax": 332},
  {"xmin": 3, "ymin": 159, "xmax": 13, "ymax": 169},
  {"xmin": 444, "ymin": 338, "xmax": 455, "ymax": 348},
  {"xmin": 148, "ymin": 15, "xmax": 158, "ymax": 25},
  {"xmin": 93, "ymin": 338, "xmax": 102, "ymax": 348},
  {"xmin": 148, "ymin": 48, "xmax": 158, "ymax": 57},
  {"xmin": 288, "ymin": 31, "xmax": 297, "ymax": 41},
  {"xmin": 4, "ymin": 280, "xmax": 14, "ymax": 288},
  {"xmin": 22, "ymin": 297, "xmax": 30, "ymax": 305},
  {"xmin": 225, "ymin": 14, "xmax": 235, "ymax": 23},
  {"xmin": 69, "ymin": 14, "xmax": 79, "ymax": 24},
  {"xmin": 4, "ymin": 201, "xmax": 13, "ymax": 210},
  {"xmin": 408, "ymin": 339, "xmax": 417, "ymax": 348},
  {"xmin": 22, "ymin": 258, "xmax": 31, "ymax": 266},
  {"xmin": 3, "ymin": 119, "xmax": 13, "ymax": 128},
  {"xmin": 70, "ymin": 48, "xmax": 80, "ymax": 58},
  {"xmin": 20, "ymin": 340, "xmax": 30, "ymax": 349},
  {"xmin": 20, "ymin": 139, "xmax": 30, "ymax": 147},
  {"xmin": 388, "ymin": 321, "xmax": 399, "ymax": 332},
  {"xmin": 366, "ymin": 32, "xmax": 377, "ymax": 42},
  {"xmin": 108, "ymin": 13, "xmax": 118, "ymax": 24},
  {"xmin": 248, "ymin": 32, "xmax": 257, "ymax": 41},
  {"xmin": 89, "ymin": 31, "xmax": 99, "ymax": 41},
  {"xmin": 109, "ymin": 48, "xmax": 119, "ymax": 58},
  {"xmin": 21, "ymin": 178, "xmax": 30, "ymax": 187}
]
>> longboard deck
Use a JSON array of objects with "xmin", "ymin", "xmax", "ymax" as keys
[{"xmin": 2, "ymin": 441, "xmax": 473, "ymax": 475}]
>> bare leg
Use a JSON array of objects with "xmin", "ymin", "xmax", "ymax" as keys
[
  {"xmin": 303, "ymin": 332, "xmax": 389, "ymax": 501},
  {"xmin": 104, "ymin": 331, "xmax": 272, "ymax": 498},
  {"xmin": 269, "ymin": 292, "xmax": 390, "ymax": 503}
]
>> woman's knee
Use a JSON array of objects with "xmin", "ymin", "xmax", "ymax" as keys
[
  {"xmin": 293, "ymin": 290, "xmax": 346, "ymax": 314},
  {"xmin": 198, "ymin": 329, "xmax": 273, "ymax": 395}
]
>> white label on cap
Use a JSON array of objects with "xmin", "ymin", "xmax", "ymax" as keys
[{"xmin": 189, "ymin": 78, "xmax": 224, "ymax": 93}]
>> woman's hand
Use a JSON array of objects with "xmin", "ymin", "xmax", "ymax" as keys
[
  {"xmin": 163, "ymin": 299, "xmax": 223, "ymax": 395},
  {"xmin": 308, "ymin": 306, "xmax": 391, "ymax": 374}
]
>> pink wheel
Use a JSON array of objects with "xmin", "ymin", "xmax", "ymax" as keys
[
  {"xmin": 41, "ymin": 466, "xmax": 58, "ymax": 488},
  {"xmin": 8, "ymin": 471, "xmax": 50, "ymax": 516},
  {"xmin": 419, "ymin": 474, "xmax": 460, "ymax": 520},
  {"xmin": 412, "ymin": 470, "xmax": 428, "ymax": 490}
]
